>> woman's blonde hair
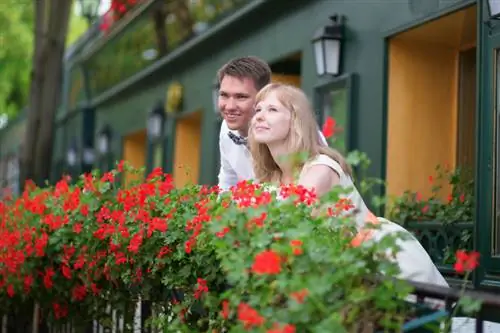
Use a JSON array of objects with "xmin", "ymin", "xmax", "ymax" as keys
[{"xmin": 248, "ymin": 83, "xmax": 352, "ymax": 183}]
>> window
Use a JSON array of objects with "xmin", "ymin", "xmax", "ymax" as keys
[
  {"xmin": 457, "ymin": 47, "xmax": 476, "ymax": 172},
  {"xmin": 314, "ymin": 74, "xmax": 356, "ymax": 154},
  {"xmin": 386, "ymin": 5, "xmax": 476, "ymax": 200},
  {"xmin": 86, "ymin": 0, "xmax": 251, "ymax": 97}
]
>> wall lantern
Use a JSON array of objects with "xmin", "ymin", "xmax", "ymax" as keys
[
  {"xmin": 82, "ymin": 146, "xmax": 95, "ymax": 166},
  {"xmin": 147, "ymin": 102, "xmax": 165, "ymax": 142},
  {"xmin": 97, "ymin": 124, "xmax": 112, "ymax": 155},
  {"xmin": 66, "ymin": 140, "xmax": 78, "ymax": 167},
  {"xmin": 312, "ymin": 14, "xmax": 345, "ymax": 77},
  {"xmin": 488, "ymin": 0, "xmax": 500, "ymax": 20},
  {"xmin": 212, "ymin": 79, "xmax": 220, "ymax": 114},
  {"xmin": 78, "ymin": 0, "xmax": 101, "ymax": 25}
]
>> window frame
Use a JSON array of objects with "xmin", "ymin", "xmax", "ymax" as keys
[
  {"xmin": 476, "ymin": 28, "xmax": 500, "ymax": 290},
  {"xmin": 313, "ymin": 73, "xmax": 358, "ymax": 153}
]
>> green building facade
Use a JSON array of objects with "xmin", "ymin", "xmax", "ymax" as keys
[{"xmin": 3, "ymin": 0, "xmax": 500, "ymax": 290}]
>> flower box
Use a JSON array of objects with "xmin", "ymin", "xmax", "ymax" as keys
[{"xmin": 0, "ymin": 162, "xmax": 480, "ymax": 332}]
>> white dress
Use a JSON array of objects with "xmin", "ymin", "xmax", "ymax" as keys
[
  {"xmin": 302, "ymin": 154, "xmax": 500, "ymax": 332},
  {"xmin": 301, "ymin": 154, "xmax": 448, "ymax": 286}
]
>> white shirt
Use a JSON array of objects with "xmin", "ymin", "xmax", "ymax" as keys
[
  {"xmin": 217, "ymin": 121, "xmax": 254, "ymax": 191},
  {"xmin": 217, "ymin": 120, "xmax": 329, "ymax": 191}
]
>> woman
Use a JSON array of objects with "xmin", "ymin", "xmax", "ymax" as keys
[
  {"xmin": 248, "ymin": 83, "xmax": 447, "ymax": 287},
  {"xmin": 248, "ymin": 83, "xmax": 500, "ymax": 332}
]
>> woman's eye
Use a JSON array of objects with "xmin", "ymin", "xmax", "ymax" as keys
[
  {"xmin": 269, "ymin": 108, "xmax": 277, "ymax": 112},
  {"xmin": 255, "ymin": 108, "xmax": 261, "ymax": 113}
]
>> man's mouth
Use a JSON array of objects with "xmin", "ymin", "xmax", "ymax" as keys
[{"xmin": 225, "ymin": 113, "xmax": 241, "ymax": 121}]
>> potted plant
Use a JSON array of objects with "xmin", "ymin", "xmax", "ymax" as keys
[{"xmin": 388, "ymin": 165, "xmax": 474, "ymax": 273}]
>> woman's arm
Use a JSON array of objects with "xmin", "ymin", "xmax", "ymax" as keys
[{"xmin": 297, "ymin": 165, "xmax": 340, "ymax": 197}]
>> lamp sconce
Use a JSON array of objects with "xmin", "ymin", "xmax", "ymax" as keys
[
  {"xmin": 147, "ymin": 102, "xmax": 166, "ymax": 142},
  {"xmin": 312, "ymin": 14, "xmax": 346, "ymax": 77},
  {"xmin": 488, "ymin": 0, "xmax": 500, "ymax": 20},
  {"xmin": 97, "ymin": 124, "xmax": 113, "ymax": 156}
]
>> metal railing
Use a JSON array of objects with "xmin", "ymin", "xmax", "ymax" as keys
[
  {"xmin": 2, "ymin": 280, "xmax": 500, "ymax": 333},
  {"xmin": 408, "ymin": 280, "xmax": 500, "ymax": 333}
]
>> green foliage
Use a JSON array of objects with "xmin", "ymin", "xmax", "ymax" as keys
[
  {"xmin": 0, "ymin": 0, "xmax": 91, "ymax": 120},
  {"xmin": 0, "ymin": 0, "xmax": 33, "ymax": 119},
  {"xmin": 388, "ymin": 165, "xmax": 474, "ymax": 225},
  {"xmin": 346, "ymin": 150, "xmax": 387, "ymax": 211},
  {"xmin": 67, "ymin": 3, "xmax": 90, "ymax": 47},
  {"xmin": 0, "ymin": 162, "xmax": 428, "ymax": 331},
  {"xmin": 87, "ymin": 0, "xmax": 250, "ymax": 95},
  {"xmin": 0, "ymin": 160, "xmax": 481, "ymax": 332},
  {"xmin": 165, "ymin": 182, "xmax": 414, "ymax": 332}
]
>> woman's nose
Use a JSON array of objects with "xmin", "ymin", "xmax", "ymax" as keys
[{"xmin": 254, "ymin": 110, "xmax": 265, "ymax": 122}]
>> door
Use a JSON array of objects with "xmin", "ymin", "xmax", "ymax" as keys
[{"xmin": 122, "ymin": 129, "xmax": 147, "ymax": 186}]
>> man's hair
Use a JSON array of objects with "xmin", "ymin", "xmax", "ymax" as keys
[{"xmin": 217, "ymin": 56, "xmax": 272, "ymax": 91}]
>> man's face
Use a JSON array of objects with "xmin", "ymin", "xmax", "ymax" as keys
[{"xmin": 218, "ymin": 75, "xmax": 258, "ymax": 136}]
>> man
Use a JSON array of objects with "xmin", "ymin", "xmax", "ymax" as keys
[
  {"xmin": 216, "ymin": 56, "xmax": 327, "ymax": 191},
  {"xmin": 216, "ymin": 56, "xmax": 270, "ymax": 191}
]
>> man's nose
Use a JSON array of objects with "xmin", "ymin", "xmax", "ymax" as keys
[{"xmin": 225, "ymin": 98, "xmax": 237, "ymax": 110}]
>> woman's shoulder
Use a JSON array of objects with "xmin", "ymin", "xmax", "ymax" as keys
[{"xmin": 305, "ymin": 154, "xmax": 345, "ymax": 178}]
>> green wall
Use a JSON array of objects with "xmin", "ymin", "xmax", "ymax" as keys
[
  {"xmin": 60, "ymin": 0, "xmax": 473, "ymax": 185},
  {"xmin": 52, "ymin": 123, "xmax": 66, "ymax": 166},
  {"xmin": 0, "ymin": 116, "xmax": 26, "ymax": 156},
  {"xmin": 55, "ymin": 111, "xmax": 83, "ymax": 162}
]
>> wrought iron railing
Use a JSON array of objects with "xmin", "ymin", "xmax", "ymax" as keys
[
  {"xmin": 405, "ymin": 221, "xmax": 474, "ymax": 274},
  {"xmin": 2, "ymin": 280, "xmax": 500, "ymax": 333}
]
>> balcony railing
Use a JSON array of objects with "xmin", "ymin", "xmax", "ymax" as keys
[
  {"xmin": 408, "ymin": 280, "xmax": 500, "ymax": 333},
  {"xmin": 2, "ymin": 280, "xmax": 500, "ymax": 333}
]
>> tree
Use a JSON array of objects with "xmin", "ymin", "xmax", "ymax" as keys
[
  {"xmin": 20, "ymin": 0, "xmax": 72, "ymax": 188},
  {"xmin": 0, "ymin": 1, "xmax": 93, "ymax": 125}
]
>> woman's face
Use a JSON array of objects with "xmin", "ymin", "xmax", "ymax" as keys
[{"xmin": 252, "ymin": 92, "xmax": 292, "ymax": 144}]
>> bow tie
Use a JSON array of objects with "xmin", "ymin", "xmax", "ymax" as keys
[{"xmin": 228, "ymin": 132, "xmax": 247, "ymax": 146}]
